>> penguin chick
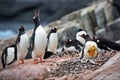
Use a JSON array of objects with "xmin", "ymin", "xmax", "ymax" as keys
[
  {"xmin": 80, "ymin": 41, "xmax": 98, "ymax": 63},
  {"xmin": 16, "ymin": 26, "xmax": 29, "ymax": 64},
  {"xmin": 31, "ymin": 10, "xmax": 47, "ymax": 64},
  {"xmin": 62, "ymin": 39, "xmax": 84, "ymax": 53},
  {"xmin": 1, "ymin": 45, "xmax": 17, "ymax": 68}
]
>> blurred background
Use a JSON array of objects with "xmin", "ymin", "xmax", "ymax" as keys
[{"xmin": 0, "ymin": 0, "xmax": 96, "ymax": 39}]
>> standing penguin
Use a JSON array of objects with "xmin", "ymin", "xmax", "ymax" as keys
[
  {"xmin": 16, "ymin": 26, "xmax": 29, "ymax": 64},
  {"xmin": 44, "ymin": 27, "xmax": 58, "ymax": 59},
  {"xmin": 30, "ymin": 10, "xmax": 47, "ymax": 64},
  {"xmin": 1, "ymin": 45, "xmax": 17, "ymax": 68}
]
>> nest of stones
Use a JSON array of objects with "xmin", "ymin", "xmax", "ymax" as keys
[{"xmin": 48, "ymin": 50, "xmax": 118, "ymax": 77}]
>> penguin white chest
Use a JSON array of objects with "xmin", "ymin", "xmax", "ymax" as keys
[
  {"xmin": 47, "ymin": 33, "xmax": 58, "ymax": 52},
  {"xmin": 34, "ymin": 25, "xmax": 47, "ymax": 57},
  {"xmin": 76, "ymin": 36, "xmax": 85, "ymax": 45},
  {"xmin": 17, "ymin": 33, "xmax": 29, "ymax": 60},
  {"xmin": 7, "ymin": 47, "xmax": 15, "ymax": 64}
]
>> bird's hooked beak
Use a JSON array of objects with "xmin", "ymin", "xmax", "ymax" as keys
[{"xmin": 87, "ymin": 45, "xmax": 97, "ymax": 57}]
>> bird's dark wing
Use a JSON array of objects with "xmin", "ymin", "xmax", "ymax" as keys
[{"xmin": 94, "ymin": 38, "xmax": 120, "ymax": 51}]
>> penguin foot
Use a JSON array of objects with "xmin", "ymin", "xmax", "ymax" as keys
[
  {"xmin": 21, "ymin": 60, "xmax": 24, "ymax": 64},
  {"xmin": 18, "ymin": 60, "xmax": 24, "ymax": 64},
  {"xmin": 34, "ymin": 60, "xmax": 38, "ymax": 64},
  {"xmin": 40, "ymin": 58, "xmax": 45, "ymax": 63}
]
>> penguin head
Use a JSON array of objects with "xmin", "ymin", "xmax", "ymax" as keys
[
  {"xmin": 33, "ymin": 10, "xmax": 40, "ymax": 26},
  {"xmin": 51, "ymin": 27, "xmax": 57, "ymax": 33},
  {"xmin": 76, "ymin": 29, "xmax": 87, "ymax": 37},
  {"xmin": 84, "ymin": 41, "xmax": 98, "ymax": 58},
  {"xmin": 19, "ymin": 26, "xmax": 25, "ymax": 34},
  {"xmin": 76, "ymin": 29, "xmax": 87, "ymax": 44},
  {"xmin": 77, "ymin": 29, "xmax": 84, "ymax": 32}
]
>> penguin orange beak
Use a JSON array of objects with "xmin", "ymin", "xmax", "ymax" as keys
[{"xmin": 78, "ymin": 35, "xmax": 82, "ymax": 37}]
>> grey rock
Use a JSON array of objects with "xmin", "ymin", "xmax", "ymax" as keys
[
  {"xmin": 104, "ymin": 3, "xmax": 120, "ymax": 23},
  {"xmin": 96, "ymin": 18, "xmax": 120, "ymax": 41},
  {"xmin": 81, "ymin": 8, "xmax": 94, "ymax": 36},
  {"xmin": 95, "ymin": 1, "xmax": 107, "ymax": 28}
]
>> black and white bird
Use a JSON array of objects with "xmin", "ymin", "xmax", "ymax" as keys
[
  {"xmin": 1, "ymin": 44, "xmax": 17, "ymax": 68},
  {"xmin": 44, "ymin": 27, "xmax": 58, "ymax": 59},
  {"xmin": 93, "ymin": 36, "xmax": 120, "ymax": 51},
  {"xmin": 29, "ymin": 10, "xmax": 47, "ymax": 64},
  {"xmin": 62, "ymin": 39, "xmax": 84, "ymax": 53},
  {"xmin": 16, "ymin": 26, "xmax": 29, "ymax": 64},
  {"xmin": 75, "ymin": 29, "xmax": 98, "ymax": 63}
]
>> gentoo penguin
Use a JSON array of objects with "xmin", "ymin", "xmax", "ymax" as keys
[
  {"xmin": 29, "ymin": 10, "xmax": 40, "ymax": 55},
  {"xmin": 16, "ymin": 26, "xmax": 29, "ymax": 64},
  {"xmin": 62, "ymin": 39, "xmax": 84, "ymax": 53},
  {"xmin": 1, "ymin": 44, "xmax": 17, "ymax": 68},
  {"xmin": 76, "ymin": 29, "xmax": 87, "ymax": 45},
  {"xmin": 44, "ymin": 27, "xmax": 58, "ymax": 59},
  {"xmin": 30, "ymin": 10, "xmax": 47, "ymax": 64},
  {"xmin": 93, "ymin": 36, "xmax": 120, "ymax": 51}
]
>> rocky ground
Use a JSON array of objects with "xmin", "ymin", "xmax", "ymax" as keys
[
  {"xmin": 0, "ymin": 0, "xmax": 120, "ymax": 80},
  {"xmin": 0, "ymin": 48, "xmax": 120, "ymax": 80}
]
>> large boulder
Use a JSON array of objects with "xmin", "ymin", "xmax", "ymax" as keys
[{"xmin": 96, "ymin": 18, "xmax": 120, "ymax": 41}]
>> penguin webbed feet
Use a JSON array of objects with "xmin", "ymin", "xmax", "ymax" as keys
[
  {"xmin": 17, "ymin": 60, "xmax": 24, "ymax": 65},
  {"xmin": 33, "ymin": 58, "xmax": 46, "ymax": 64},
  {"xmin": 40, "ymin": 58, "xmax": 45, "ymax": 63}
]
